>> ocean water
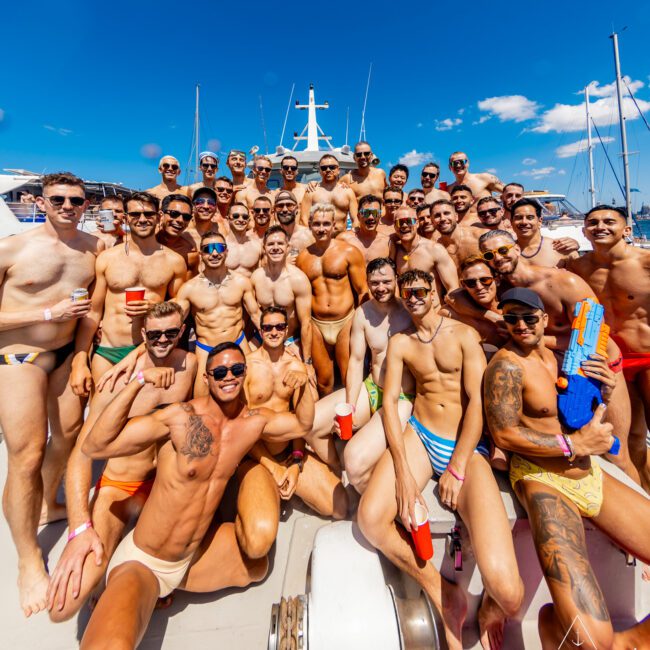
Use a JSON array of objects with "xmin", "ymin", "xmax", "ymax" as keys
[{"xmin": 634, "ymin": 219, "xmax": 650, "ymax": 239}]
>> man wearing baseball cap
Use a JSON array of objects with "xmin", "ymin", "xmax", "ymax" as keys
[
  {"xmin": 184, "ymin": 151, "xmax": 220, "ymax": 196},
  {"xmin": 485, "ymin": 287, "xmax": 650, "ymax": 648}
]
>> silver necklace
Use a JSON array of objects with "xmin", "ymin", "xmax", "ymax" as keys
[{"xmin": 416, "ymin": 317, "xmax": 444, "ymax": 344}]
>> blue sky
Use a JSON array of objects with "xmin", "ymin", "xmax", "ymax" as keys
[{"xmin": 2, "ymin": 0, "xmax": 649, "ymax": 211}]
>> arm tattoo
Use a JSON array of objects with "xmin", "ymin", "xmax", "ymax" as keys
[
  {"xmin": 529, "ymin": 491, "xmax": 609, "ymax": 622},
  {"xmin": 484, "ymin": 359, "xmax": 558, "ymax": 448},
  {"xmin": 180, "ymin": 412, "xmax": 215, "ymax": 460}
]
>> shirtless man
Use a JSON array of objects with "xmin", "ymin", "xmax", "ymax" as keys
[
  {"xmin": 300, "ymin": 154, "xmax": 358, "ymax": 233},
  {"xmin": 184, "ymin": 187, "xmax": 225, "ymax": 249},
  {"xmin": 421, "ymin": 162, "xmax": 451, "ymax": 204},
  {"xmin": 71, "ymin": 191, "xmax": 186, "ymax": 393},
  {"xmin": 450, "ymin": 184, "xmax": 476, "ymax": 224},
  {"xmin": 235, "ymin": 306, "xmax": 347, "ymax": 559},
  {"xmin": 235, "ymin": 155, "xmax": 275, "ymax": 210},
  {"xmin": 78, "ymin": 341, "xmax": 314, "ymax": 649},
  {"xmin": 565, "ymin": 205, "xmax": 650, "ymax": 490},
  {"xmin": 431, "ymin": 199, "xmax": 480, "ymax": 266},
  {"xmin": 156, "ymin": 194, "xmax": 199, "ymax": 278},
  {"xmin": 338, "ymin": 194, "xmax": 391, "ymax": 263},
  {"xmin": 0, "ymin": 172, "xmax": 101, "ymax": 616},
  {"xmin": 214, "ymin": 176, "xmax": 235, "ymax": 221},
  {"xmin": 95, "ymin": 195, "xmax": 126, "ymax": 248},
  {"xmin": 251, "ymin": 226, "xmax": 313, "ymax": 361},
  {"xmin": 484, "ymin": 288, "xmax": 650, "ymax": 649},
  {"xmin": 380, "ymin": 186, "xmax": 404, "ymax": 234},
  {"xmin": 296, "ymin": 203, "xmax": 367, "ymax": 395},
  {"xmin": 511, "ymin": 198, "xmax": 579, "ymax": 266},
  {"xmin": 387, "ymin": 164, "xmax": 408, "ymax": 192},
  {"xmin": 339, "ymin": 141, "xmax": 387, "ymax": 199},
  {"xmin": 184, "ymin": 151, "xmax": 219, "ymax": 195},
  {"xmin": 273, "ymin": 190, "xmax": 312, "ymax": 263},
  {"xmin": 224, "ymin": 202, "xmax": 263, "ymax": 276},
  {"xmin": 358, "ymin": 269, "xmax": 523, "ymax": 650},
  {"xmin": 416, "ymin": 203, "xmax": 435, "ymax": 240},
  {"xmin": 446, "ymin": 151, "xmax": 504, "ymax": 199},
  {"xmin": 226, "ymin": 149, "xmax": 251, "ymax": 191},
  {"xmin": 146, "ymin": 155, "xmax": 184, "ymax": 202},
  {"xmin": 251, "ymin": 195, "xmax": 273, "ymax": 240},
  {"xmin": 278, "ymin": 155, "xmax": 307, "ymax": 205},
  {"xmin": 47, "ymin": 302, "xmax": 196, "ymax": 621},
  {"xmin": 390, "ymin": 207, "xmax": 459, "ymax": 299},
  {"xmin": 175, "ymin": 231, "xmax": 260, "ymax": 394},
  {"xmin": 501, "ymin": 182, "xmax": 524, "ymax": 222},
  {"xmin": 406, "ymin": 188, "xmax": 425, "ymax": 210}
]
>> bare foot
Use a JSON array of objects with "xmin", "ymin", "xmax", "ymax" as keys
[
  {"xmin": 18, "ymin": 560, "xmax": 50, "ymax": 617},
  {"xmin": 440, "ymin": 578, "xmax": 467, "ymax": 650},
  {"xmin": 39, "ymin": 501, "xmax": 67, "ymax": 527},
  {"xmin": 478, "ymin": 590, "xmax": 506, "ymax": 650}
]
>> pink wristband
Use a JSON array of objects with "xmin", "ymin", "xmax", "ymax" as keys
[
  {"xmin": 136, "ymin": 370, "xmax": 145, "ymax": 386},
  {"xmin": 447, "ymin": 466, "xmax": 465, "ymax": 482},
  {"xmin": 556, "ymin": 434, "xmax": 570, "ymax": 457},
  {"xmin": 291, "ymin": 450, "xmax": 304, "ymax": 459},
  {"xmin": 68, "ymin": 520, "xmax": 93, "ymax": 541}
]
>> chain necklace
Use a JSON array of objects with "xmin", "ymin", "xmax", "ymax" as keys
[
  {"xmin": 521, "ymin": 236, "xmax": 544, "ymax": 259},
  {"xmin": 415, "ymin": 316, "xmax": 444, "ymax": 344},
  {"xmin": 200, "ymin": 271, "xmax": 231, "ymax": 289},
  {"xmin": 402, "ymin": 237, "xmax": 422, "ymax": 262}
]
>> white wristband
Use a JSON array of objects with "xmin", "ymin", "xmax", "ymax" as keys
[
  {"xmin": 43, "ymin": 308, "xmax": 52, "ymax": 321},
  {"xmin": 136, "ymin": 370, "xmax": 145, "ymax": 386}
]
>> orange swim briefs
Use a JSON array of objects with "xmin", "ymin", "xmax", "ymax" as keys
[{"xmin": 95, "ymin": 474, "xmax": 154, "ymax": 499}]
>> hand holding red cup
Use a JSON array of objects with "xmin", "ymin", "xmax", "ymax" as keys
[
  {"xmin": 410, "ymin": 502, "xmax": 433, "ymax": 561},
  {"xmin": 125, "ymin": 287, "xmax": 146, "ymax": 304},
  {"xmin": 335, "ymin": 403, "xmax": 354, "ymax": 441}
]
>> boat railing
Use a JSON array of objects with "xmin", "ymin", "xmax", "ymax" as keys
[{"xmin": 5, "ymin": 202, "xmax": 99, "ymax": 224}]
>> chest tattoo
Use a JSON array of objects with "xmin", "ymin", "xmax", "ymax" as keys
[{"xmin": 180, "ymin": 414, "xmax": 215, "ymax": 460}]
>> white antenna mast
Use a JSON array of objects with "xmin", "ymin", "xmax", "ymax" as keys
[
  {"xmin": 585, "ymin": 85, "xmax": 597, "ymax": 208},
  {"xmin": 345, "ymin": 106, "xmax": 350, "ymax": 146},
  {"xmin": 194, "ymin": 84, "xmax": 200, "ymax": 182},
  {"xmin": 280, "ymin": 83, "xmax": 295, "ymax": 148},
  {"xmin": 359, "ymin": 63, "xmax": 373, "ymax": 142},
  {"xmin": 259, "ymin": 95, "xmax": 269, "ymax": 154}
]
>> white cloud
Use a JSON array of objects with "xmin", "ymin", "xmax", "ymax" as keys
[
  {"xmin": 457, "ymin": 108, "xmax": 465, "ymax": 115},
  {"xmin": 477, "ymin": 95, "xmax": 540, "ymax": 122},
  {"xmin": 398, "ymin": 149, "xmax": 433, "ymax": 167},
  {"xmin": 555, "ymin": 136, "xmax": 615, "ymax": 158},
  {"xmin": 43, "ymin": 124, "xmax": 72, "ymax": 136},
  {"xmin": 532, "ymin": 94, "xmax": 650, "ymax": 133},
  {"xmin": 584, "ymin": 76, "xmax": 644, "ymax": 98},
  {"xmin": 522, "ymin": 157, "xmax": 537, "ymax": 165},
  {"xmin": 558, "ymin": 169, "xmax": 566, "ymax": 175},
  {"xmin": 486, "ymin": 168, "xmax": 498, "ymax": 173},
  {"xmin": 518, "ymin": 166, "xmax": 556, "ymax": 180},
  {"xmin": 434, "ymin": 117, "xmax": 462, "ymax": 132},
  {"xmin": 472, "ymin": 115, "xmax": 492, "ymax": 125}
]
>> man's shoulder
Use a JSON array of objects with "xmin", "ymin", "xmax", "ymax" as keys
[{"xmin": 487, "ymin": 347, "xmax": 522, "ymax": 371}]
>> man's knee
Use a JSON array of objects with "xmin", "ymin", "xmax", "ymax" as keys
[
  {"xmin": 7, "ymin": 441, "xmax": 46, "ymax": 476},
  {"xmin": 357, "ymin": 494, "xmax": 388, "ymax": 547},
  {"xmin": 344, "ymin": 449, "xmax": 374, "ymax": 493},
  {"xmin": 491, "ymin": 576, "xmax": 523, "ymax": 618},
  {"xmin": 235, "ymin": 517, "xmax": 277, "ymax": 559}
]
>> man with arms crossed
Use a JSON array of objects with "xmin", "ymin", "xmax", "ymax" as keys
[
  {"xmin": 251, "ymin": 225, "xmax": 313, "ymax": 362},
  {"xmin": 565, "ymin": 204, "xmax": 650, "ymax": 491},
  {"xmin": 339, "ymin": 141, "xmax": 387, "ymax": 199},
  {"xmin": 297, "ymin": 203, "xmax": 367, "ymax": 395},
  {"xmin": 301, "ymin": 154, "xmax": 358, "ymax": 233},
  {"xmin": 155, "ymin": 194, "xmax": 199, "ymax": 278},
  {"xmin": 235, "ymin": 155, "xmax": 275, "ymax": 210},
  {"xmin": 273, "ymin": 191, "xmax": 312, "ymax": 263},
  {"xmin": 71, "ymin": 192, "xmax": 186, "ymax": 393},
  {"xmin": 446, "ymin": 151, "xmax": 504, "ymax": 200},
  {"xmin": 79, "ymin": 341, "xmax": 314, "ymax": 649},
  {"xmin": 235, "ymin": 307, "xmax": 347, "ymax": 560},
  {"xmin": 146, "ymin": 155, "xmax": 184, "ymax": 202},
  {"xmin": 421, "ymin": 162, "xmax": 450, "ymax": 203},
  {"xmin": 358, "ymin": 270, "xmax": 523, "ymax": 650},
  {"xmin": 47, "ymin": 302, "xmax": 197, "ymax": 620},
  {"xmin": 484, "ymin": 288, "xmax": 650, "ymax": 649},
  {"xmin": 0, "ymin": 172, "xmax": 100, "ymax": 616},
  {"xmin": 338, "ymin": 194, "xmax": 391, "ymax": 263},
  {"xmin": 224, "ymin": 202, "xmax": 263, "ymax": 276},
  {"xmin": 278, "ymin": 155, "xmax": 307, "ymax": 204}
]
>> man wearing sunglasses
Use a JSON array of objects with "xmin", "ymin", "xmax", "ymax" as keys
[
  {"xmin": 450, "ymin": 184, "xmax": 477, "ymax": 224},
  {"xmin": 213, "ymin": 176, "xmax": 235, "ymax": 222},
  {"xmin": 251, "ymin": 196, "xmax": 273, "ymax": 240},
  {"xmin": 485, "ymin": 288, "xmax": 650, "ymax": 649},
  {"xmin": 251, "ymin": 226, "xmax": 313, "ymax": 363},
  {"xmin": 358, "ymin": 269, "xmax": 523, "ymax": 650},
  {"xmin": 235, "ymin": 155, "xmax": 275, "ymax": 211},
  {"xmin": 338, "ymin": 194, "xmax": 391, "ymax": 263},
  {"xmin": 510, "ymin": 198, "xmax": 579, "ymax": 268},
  {"xmin": 273, "ymin": 191, "xmax": 313, "ymax": 263},
  {"xmin": 391, "ymin": 206, "xmax": 459, "ymax": 296},
  {"xmin": 184, "ymin": 151, "xmax": 220, "ymax": 196},
  {"xmin": 431, "ymin": 199, "xmax": 480, "ymax": 267},
  {"xmin": 175, "ymin": 231, "xmax": 260, "ymax": 396},
  {"xmin": 339, "ymin": 141, "xmax": 387, "ymax": 200},
  {"xmin": 420, "ymin": 162, "xmax": 450, "ymax": 205},
  {"xmin": 235, "ymin": 306, "xmax": 346, "ymax": 560},
  {"xmin": 95, "ymin": 195, "xmax": 126, "ymax": 248},
  {"xmin": 406, "ymin": 188, "xmax": 425, "ymax": 210},
  {"xmin": 156, "ymin": 194, "xmax": 199, "ymax": 278},
  {"xmin": 184, "ymin": 187, "xmax": 225, "ymax": 250},
  {"xmin": 79, "ymin": 340, "xmax": 314, "ymax": 648},
  {"xmin": 227, "ymin": 149, "xmax": 252, "ymax": 191},
  {"xmin": 565, "ymin": 205, "xmax": 650, "ymax": 491},
  {"xmin": 71, "ymin": 191, "xmax": 187, "ymax": 396},
  {"xmin": 446, "ymin": 151, "xmax": 504, "ymax": 200},
  {"xmin": 380, "ymin": 186, "xmax": 405, "ymax": 235},
  {"xmin": 0, "ymin": 172, "xmax": 102, "ymax": 616},
  {"xmin": 277, "ymin": 155, "xmax": 307, "ymax": 205},
  {"xmin": 146, "ymin": 155, "xmax": 184, "ymax": 202},
  {"xmin": 224, "ymin": 202, "xmax": 263, "ymax": 277},
  {"xmin": 300, "ymin": 154, "xmax": 358, "ymax": 234},
  {"xmin": 48, "ymin": 302, "xmax": 196, "ymax": 622},
  {"xmin": 297, "ymin": 203, "xmax": 368, "ymax": 395}
]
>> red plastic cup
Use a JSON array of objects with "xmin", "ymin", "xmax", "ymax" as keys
[
  {"xmin": 410, "ymin": 502, "xmax": 434, "ymax": 561},
  {"xmin": 125, "ymin": 286, "xmax": 146, "ymax": 304},
  {"xmin": 439, "ymin": 181, "xmax": 448, "ymax": 192},
  {"xmin": 335, "ymin": 403, "xmax": 354, "ymax": 441}
]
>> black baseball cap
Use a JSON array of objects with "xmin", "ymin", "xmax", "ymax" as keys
[
  {"xmin": 498, "ymin": 287, "xmax": 545, "ymax": 311},
  {"xmin": 192, "ymin": 187, "xmax": 217, "ymax": 202}
]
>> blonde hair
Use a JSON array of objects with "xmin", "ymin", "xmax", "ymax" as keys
[{"xmin": 309, "ymin": 202, "xmax": 336, "ymax": 221}]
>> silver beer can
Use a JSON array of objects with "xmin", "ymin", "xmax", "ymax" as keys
[{"xmin": 71, "ymin": 288, "xmax": 89, "ymax": 302}]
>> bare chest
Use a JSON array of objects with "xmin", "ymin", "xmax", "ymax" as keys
[
  {"xmin": 254, "ymin": 274, "xmax": 295, "ymax": 309},
  {"xmin": 192, "ymin": 281, "xmax": 243, "ymax": 313},
  {"xmin": 105, "ymin": 252, "xmax": 174, "ymax": 292},
  {"xmin": 314, "ymin": 187, "xmax": 349, "ymax": 212},
  {"xmin": 247, "ymin": 362, "xmax": 294, "ymax": 408}
]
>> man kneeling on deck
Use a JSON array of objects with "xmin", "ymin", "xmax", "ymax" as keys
[
  {"xmin": 484, "ymin": 287, "xmax": 650, "ymax": 649},
  {"xmin": 357, "ymin": 269, "xmax": 523, "ymax": 650}
]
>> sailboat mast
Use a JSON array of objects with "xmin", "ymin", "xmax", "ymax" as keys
[
  {"xmin": 610, "ymin": 32, "xmax": 633, "ymax": 226},
  {"xmin": 194, "ymin": 84, "xmax": 200, "ymax": 183},
  {"xmin": 585, "ymin": 86, "xmax": 596, "ymax": 208}
]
